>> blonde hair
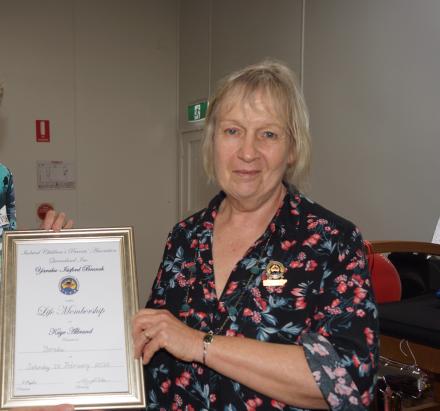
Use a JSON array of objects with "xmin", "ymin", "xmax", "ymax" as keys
[{"xmin": 202, "ymin": 59, "xmax": 311, "ymax": 190}]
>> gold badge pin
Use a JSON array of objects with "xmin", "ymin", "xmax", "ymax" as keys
[{"xmin": 263, "ymin": 260, "xmax": 287, "ymax": 287}]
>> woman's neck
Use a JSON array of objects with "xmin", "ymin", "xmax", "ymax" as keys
[{"xmin": 217, "ymin": 184, "xmax": 286, "ymax": 229}]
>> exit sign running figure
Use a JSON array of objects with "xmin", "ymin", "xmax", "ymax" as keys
[{"xmin": 187, "ymin": 101, "xmax": 208, "ymax": 122}]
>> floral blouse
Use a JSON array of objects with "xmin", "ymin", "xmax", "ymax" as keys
[{"xmin": 145, "ymin": 186, "xmax": 379, "ymax": 411}]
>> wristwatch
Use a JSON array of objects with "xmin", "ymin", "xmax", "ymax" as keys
[{"xmin": 202, "ymin": 331, "xmax": 214, "ymax": 365}]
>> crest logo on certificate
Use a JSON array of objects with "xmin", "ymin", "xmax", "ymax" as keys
[{"xmin": 59, "ymin": 276, "xmax": 80, "ymax": 295}]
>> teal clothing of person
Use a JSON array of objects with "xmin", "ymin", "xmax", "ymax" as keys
[{"xmin": 0, "ymin": 163, "xmax": 17, "ymax": 268}]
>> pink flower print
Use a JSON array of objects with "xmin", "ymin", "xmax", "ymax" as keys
[
  {"xmin": 203, "ymin": 288, "xmax": 215, "ymax": 301},
  {"xmin": 330, "ymin": 298, "xmax": 340, "ymax": 308},
  {"xmin": 289, "ymin": 260, "xmax": 303, "ymax": 269},
  {"xmin": 356, "ymin": 309, "xmax": 366, "ymax": 318},
  {"xmin": 305, "ymin": 259, "xmax": 318, "ymax": 271},
  {"xmin": 298, "ymin": 252, "xmax": 307, "ymax": 261},
  {"xmin": 307, "ymin": 221, "xmax": 319, "ymax": 229},
  {"xmin": 255, "ymin": 297, "xmax": 267, "ymax": 311},
  {"xmin": 225, "ymin": 281, "xmax": 238, "ymax": 295},
  {"xmin": 323, "ymin": 365, "xmax": 335, "ymax": 378},
  {"xmin": 352, "ymin": 274, "xmax": 364, "ymax": 287},
  {"xmin": 318, "ymin": 326, "xmax": 330, "ymax": 337},
  {"xmin": 173, "ymin": 393, "xmax": 183, "ymax": 407},
  {"xmin": 190, "ymin": 239, "xmax": 198, "ymax": 248},
  {"xmin": 270, "ymin": 400, "xmax": 286, "ymax": 410},
  {"xmin": 312, "ymin": 343, "xmax": 330, "ymax": 356},
  {"xmin": 291, "ymin": 287, "xmax": 303, "ymax": 297},
  {"xmin": 364, "ymin": 327, "xmax": 375, "ymax": 345},
  {"xmin": 349, "ymin": 396, "xmax": 359, "ymax": 405},
  {"xmin": 354, "ymin": 287, "xmax": 367, "ymax": 304},
  {"xmin": 243, "ymin": 308, "xmax": 253, "ymax": 317},
  {"xmin": 218, "ymin": 301, "xmax": 226, "ymax": 313},
  {"xmin": 252, "ymin": 311, "xmax": 262, "ymax": 324},
  {"xmin": 327, "ymin": 392, "xmax": 340, "ymax": 408},
  {"xmin": 337, "ymin": 282, "xmax": 348, "ymax": 294},
  {"xmin": 184, "ymin": 261, "xmax": 196, "ymax": 269},
  {"xmin": 201, "ymin": 263, "xmax": 212, "ymax": 274},
  {"xmin": 178, "ymin": 310, "xmax": 191, "ymax": 319},
  {"xmin": 303, "ymin": 233, "xmax": 321, "ymax": 246},
  {"xmin": 175, "ymin": 371, "xmax": 191, "ymax": 388},
  {"xmin": 245, "ymin": 398, "xmax": 257, "ymax": 411},
  {"xmin": 335, "ymin": 274, "xmax": 348, "ymax": 283},
  {"xmin": 160, "ymin": 379, "xmax": 171, "ymax": 393},
  {"xmin": 203, "ymin": 221, "xmax": 213, "ymax": 230},
  {"xmin": 352, "ymin": 354, "xmax": 361, "ymax": 368},
  {"xmin": 225, "ymin": 329, "xmax": 236, "ymax": 336},
  {"xmin": 335, "ymin": 381, "xmax": 353, "ymax": 396},
  {"xmin": 312, "ymin": 370, "xmax": 321, "ymax": 382},
  {"xmin": 251, "ymin": 287, "xmax": 261, "ymax": 298},
  {"xmin": 334, "ymin": 367, "xmax": 347, "ymax": 377},
  {"xmin": 361, "ymin": 390, "xmax": 371, "ymax": 406},
  {"xmin": 295, "ymin": 297, "xmax": 307, "ymax": 310},
  {"xmin": 346, "ymin": 260, "xmax": 358, "ymax": 270},
  {"xmin": 331, "ymin": 229, "xmax": 339, "ymax": 235},
  {"xmin": 281, "ymin": 239, "xmax": 296, "ymax": 250},
  {"xmin": 209, "ymin": 393, "xmax": 216, "ymax": 403},
  {"xmin": 176, "ymin": 273, "xmax": 186, "ymax": 287},
  {"xmin": 313, "ymin": 311, "xmax": 325, "ymax": 320}
]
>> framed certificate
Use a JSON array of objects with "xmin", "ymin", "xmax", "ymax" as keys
[{"xmin": 0, "ymin": 228, "xmax": 146, "ymax": 409}]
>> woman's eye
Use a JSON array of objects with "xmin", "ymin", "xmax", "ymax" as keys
[
  {"xmin": 262, "ymin": 131, "xmax": 277, "ymax": 139},
  {"xmin": 225, "ymin": 128, "xmax": 239, "ymax": 135}
]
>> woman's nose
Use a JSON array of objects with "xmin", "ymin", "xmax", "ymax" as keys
[{"xmin": 237, "ymin": 134, "xmax": 259, "ymax": 162}]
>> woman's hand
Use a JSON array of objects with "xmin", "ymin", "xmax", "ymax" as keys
[
  {"xmin": 40, "ymin": 210, "xmax": 74, "ymax": 231},
  {"xmin": 132, "ymin": 309, "xmax": 203, "ymax": 365}
]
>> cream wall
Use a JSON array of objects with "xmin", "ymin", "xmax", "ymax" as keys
[
  {"xmin": 0, "ymin": 0, "xmax": 178, "ymax": 304},
  {"xmin": 179, "ymin": 0, "xmax": 440, "ymax": 242},
  {"xmin": 305, "ymin": 0, "xmax": 440, "ymax": 241}
]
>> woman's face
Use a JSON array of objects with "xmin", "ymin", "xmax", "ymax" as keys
[{"xmin": 213, "ymin": 89, "xmax": 294, "ymax": 207}]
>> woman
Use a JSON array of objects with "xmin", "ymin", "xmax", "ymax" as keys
[{"xmin": 133, "ymin": 60, "xmax": 379, "ymax": 410}]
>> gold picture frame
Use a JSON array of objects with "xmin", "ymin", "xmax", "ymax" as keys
[{"xmin": 0, "ymin": 228, "xmax": 145, "ymax": 409}]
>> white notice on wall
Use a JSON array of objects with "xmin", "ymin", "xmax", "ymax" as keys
[
  {"xmin": 432, "ymin": 217, "xmax": 440, "ymax": 245},
  {"xmin": 37, "ymin": 160, "xmax": 76, "ymax": 190}
]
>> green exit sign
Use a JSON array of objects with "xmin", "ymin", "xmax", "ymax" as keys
[{"xmin": 187, "ymin": 100, "xmax": 208, "ymax": 122}]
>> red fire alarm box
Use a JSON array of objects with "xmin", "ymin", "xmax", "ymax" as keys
[{"xmin": 36, "ymin": 120, "xmax": 50, "ymax": 142}]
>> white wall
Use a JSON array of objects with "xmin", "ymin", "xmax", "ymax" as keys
[
  {"xmin": 179, "ymin": 0, "xmax": 440, "ymax": 243},
  {"xmin": 305, "ymin": 0, "xmax": 440, "ymax": 241},
  {"xmin": 0, "ymin": 0, "xmax": 178, "ymax": 304}
]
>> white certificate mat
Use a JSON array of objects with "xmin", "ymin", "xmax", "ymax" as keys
[{"xmin": 0, "ymin": 228, "xmax": 145, "ymax": 409}]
